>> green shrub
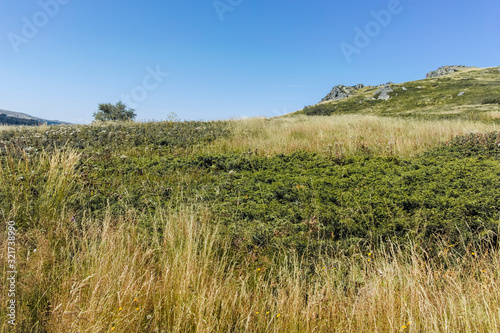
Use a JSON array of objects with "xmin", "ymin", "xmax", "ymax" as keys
[
  {"xmin": 0, "ymin": 120, "xmax": 230, "ymax": 154},
  {"xmin": 2, "ymin": 122, "xmax": 499, "ymax": 258},
  {"xmin": 23, "ymin": 132, "xmax": 494, "ymax": 257},
  {"xmin": 481, "ymin": 96, "xmax": 500, "ymax": 105}
]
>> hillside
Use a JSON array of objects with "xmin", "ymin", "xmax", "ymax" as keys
[
  {"xmin": 0, "ymin": 108, "xmax": 70, "ymax": 125},
  {"xmin": 300, "ymin": 66, "xmax": 500, "ymax": 121}
]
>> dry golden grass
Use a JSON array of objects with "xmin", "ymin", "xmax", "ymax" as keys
[
  {"xmin": 205, "ymin": 115, "xmax": 499, "ymax": 157},
  {"xmin": 2, "ymin": 205, "xmax": 500, "ymax": 332},
  {"xmin": 488, "ymin": 111, "xmax": 500, "ymax": 119}
]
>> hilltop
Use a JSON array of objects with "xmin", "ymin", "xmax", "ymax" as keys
[{"xmin": 299, "ymin": 66, "xmax": 500, "ymax": 121}]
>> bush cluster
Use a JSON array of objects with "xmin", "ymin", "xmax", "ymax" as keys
[
  {"xmin": 481, "ymin": 96, "xmax": 500, "ymax": 105},
  {"xmin": 0, "ymin": 120, "xmax": 230, "ymax": 154},
  {"xmin": 1, "ymin": 122, "xmax": 499, "ymax": 257}
]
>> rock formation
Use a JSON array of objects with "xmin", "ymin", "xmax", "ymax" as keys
[
  {"xmin": 426, "ymin": 65, "xmax": 475, "ymax": 79},
  {"xmin": 374, "ymin": 86, "xmax": 394, "ymax": 100},
  {"xmin": 320, "ymin": 84, "xmax": 364, "ymax": 102}
]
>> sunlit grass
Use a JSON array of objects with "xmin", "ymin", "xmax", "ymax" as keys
[
  {"xmin": 1, "ymin": 201, "xmax": 499, "ymax": 332},
  {"xmin": 204, "ymin": 114, "xmax": 499, "ymax": 157}
]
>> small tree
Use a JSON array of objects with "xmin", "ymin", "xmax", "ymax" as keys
[{"xmin": 93, "ymin": 101, "xmax": 136, "ymax": 122}]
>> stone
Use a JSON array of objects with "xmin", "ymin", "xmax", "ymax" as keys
[
  {"xmin": 378, "ymin": 92, "xmax": 391, "ymax": 101},
  {"xmin": 375, "ymin": 86, "xmax": 393, "ymax": 94},
  {"xmin": 374, "ymin": 85, "xmax": 394, "ymax": 100},
  {"xmin": 320, "ymin": 84, "xmax": 364, "ymax": 102},
  {"xmin": 426, "ymin": 65, "xmax": 475, "ymax": 79}
]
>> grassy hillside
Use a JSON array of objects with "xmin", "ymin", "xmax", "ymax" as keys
[
  {"xmin": 301, "ymin": 66, "xmax": 500, "ymax": 121},
  {"xmin": 1, "ymin": 78, "xmax": 500, "ymax": 331}
]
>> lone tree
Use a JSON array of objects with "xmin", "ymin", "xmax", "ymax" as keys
[{"xmin": 93, "ymin": 101, "xmax": 136, "ymax": 121}]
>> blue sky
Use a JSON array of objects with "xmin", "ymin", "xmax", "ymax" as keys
[{"xmin": 1, "ymin": 0, "xmax": 499, "ymax": 123}]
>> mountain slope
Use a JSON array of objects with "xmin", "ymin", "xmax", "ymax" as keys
[
  {"xmin": 299, "ymin": 66, "xmax": 500, "ymax": 121},
  {"xmin": 0, "ymin": 109, "xmax": 70, "ymax": 126}
]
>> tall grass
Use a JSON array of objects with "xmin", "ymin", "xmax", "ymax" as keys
[
  {"xmin": 2, "ymin": 115, "xmax": 497, "ymax": 159},
  {"xmin": 0, "ymin": 148, "xmax": 81, "ymax": 230},
  {"xmin": 206, "ymin": 115, "xmax": 499, "ymax": 157},
  {"xmin": 2, "ymin": 204, "xmax": 499, "ymax": 332}
]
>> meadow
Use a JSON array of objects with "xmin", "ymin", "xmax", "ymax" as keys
[{"xmin": 1, "ymin": 113, "xmax": 500, "ymax": 332}]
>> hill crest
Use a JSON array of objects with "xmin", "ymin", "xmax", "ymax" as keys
[{"xmin": 300, "ymin": 66, "xmax": 500, "ymax": 120}]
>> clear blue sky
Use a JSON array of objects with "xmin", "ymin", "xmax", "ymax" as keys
[{"xmin": 1, "ymin": 0, "xmax": 499, "ymax": 123}]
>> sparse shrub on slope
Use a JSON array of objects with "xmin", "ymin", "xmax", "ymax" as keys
[
  {"xmin": 426, "ymin": 131, "xmax": 500, "ymax": 159},
  {"xmin": 482, "ymin": 96, "xmax": 500, "ymax": 105}
]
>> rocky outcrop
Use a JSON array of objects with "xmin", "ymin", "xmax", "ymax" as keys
[
  {"xmin": 374, "ymin": 86, "xmax": 393, "ymax": 101},
  {"xmin": 320, "ymin": 84, "xmax": 364, "ymax": 102},
  {"xmin": 426, "ymin": 65, "xmax": 475, "ymax": 79}
]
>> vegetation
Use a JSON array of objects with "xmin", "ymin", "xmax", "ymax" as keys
[
  {"xmin": 1, "ymin": 67, "xmax": 500, "ymax": 332},
  {"xmin": 93, "ymin": 101, "xmax": 137, "ymax": 122},
  {"xmin": 0, "ymin": 119, "xmax": 230, "ymax": 154}
]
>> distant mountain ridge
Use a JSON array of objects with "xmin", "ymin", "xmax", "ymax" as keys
[{"xmin": 0, "ymin": 109, "xmax": 70, "ymax": 126}]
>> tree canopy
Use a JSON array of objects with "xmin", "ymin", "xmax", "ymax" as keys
[{"xmin": 93, "ymin": 101, "xmax": 136, "ymax": 122}]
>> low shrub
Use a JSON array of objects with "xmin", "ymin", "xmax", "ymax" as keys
[{"xmin": 481, "ymin": 96, "xmax": 500, "ymax": 105}]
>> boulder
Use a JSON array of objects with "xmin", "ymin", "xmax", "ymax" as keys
[
  {"xmin": 320, "ymin": 84, "xmax": 364, "ymax": 102},
  {"xmin": 375, "ymin": 86, "xmax": 394, "ymax": 100}
]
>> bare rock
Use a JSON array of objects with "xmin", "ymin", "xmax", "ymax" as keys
[
  {"xmin": 375, "ymin": 86, "xmax": 394, "ymax": 101},
  {"xmin": 426, "ymin": 65, "xmax": 475, "ymax": 79},
  {"xmin": 321, "ymin": 84, "xmax": 364, "ymax": 102}
]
